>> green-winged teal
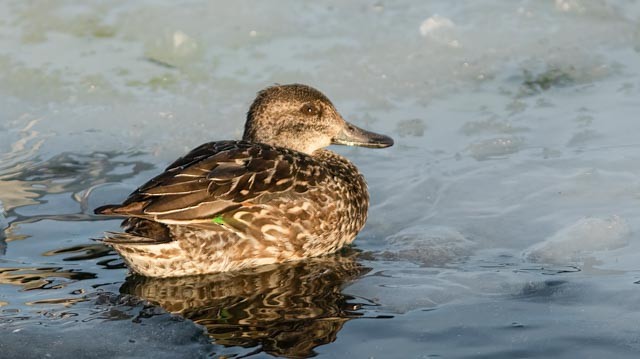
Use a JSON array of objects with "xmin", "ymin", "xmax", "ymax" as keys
[{"xmin": 95, "ymin": 84, "xmax": 393, "ymax": 277}]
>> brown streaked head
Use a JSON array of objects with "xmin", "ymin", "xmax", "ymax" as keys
[{"xmin": 243, "ymin": 84, "xmax": 394, "ymax": 154}]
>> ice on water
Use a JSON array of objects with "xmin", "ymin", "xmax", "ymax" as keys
[
  {"xmin": 1, "ymin": 0, "xmax": 640, "ymax": 356},
  {"xmin": 524, "ymin": 215, "xmax": 632, "ymax": 264}
]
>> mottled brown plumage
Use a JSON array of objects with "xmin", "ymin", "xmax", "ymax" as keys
[{"xmin": 95, "ymin": 84, "xmax": 393, "ymax": 277}]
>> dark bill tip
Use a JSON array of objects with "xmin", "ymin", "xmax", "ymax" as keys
[{"xmin": 332, "ymin": 122, "xmax": 394, "ymax": 148}]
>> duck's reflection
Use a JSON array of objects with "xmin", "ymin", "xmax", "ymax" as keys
[{"xmin": 120, "ymin": 250, "xmax": 371, "ymax": 358}]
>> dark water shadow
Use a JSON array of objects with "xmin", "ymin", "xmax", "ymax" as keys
[{"xmin": 120, "ymin": 250, "xmax": 375, "ymax": 358}]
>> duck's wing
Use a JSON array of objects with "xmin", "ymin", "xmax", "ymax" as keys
[{"xmin": 94, "ymin": 140, "xmax": 326, "ymax": 225}]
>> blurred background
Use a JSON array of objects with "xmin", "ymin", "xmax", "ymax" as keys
[{"xmin": 1, "ymin": 1, "xmax": 640, "ymax": 358}]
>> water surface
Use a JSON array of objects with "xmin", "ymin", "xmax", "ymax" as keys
[{"xmin": 1, "ymin": 1, "xmax": 640, "ymax": 358}]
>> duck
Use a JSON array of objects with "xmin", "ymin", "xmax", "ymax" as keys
[{"xmin": 95, "ymin": 84, "xmax": 393, "ymax": 277}]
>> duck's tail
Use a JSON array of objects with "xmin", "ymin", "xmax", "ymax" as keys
[
  {"xmin": 98, "ymin": 217, "xmax": 173, "ymax": 245},
  {"xmin": 94, "ymin": 201, "xmax": 146, "ymax": 216},
  {"xmin": 94, "ymin": 204, "xmax": 120, "ymax": 215},
  {"xmin": 101, "ymin": 231, "xmax": 171, "ymax": 245}
]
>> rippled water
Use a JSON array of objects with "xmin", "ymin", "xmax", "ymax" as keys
[{"xmin": 2, "ymin": 1, "xmax": 640, "ymax": 358}]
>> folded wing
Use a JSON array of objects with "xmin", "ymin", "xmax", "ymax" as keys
[{"xmin": 94, "ymin": 141, "xmax": 326, "ymax": 226}]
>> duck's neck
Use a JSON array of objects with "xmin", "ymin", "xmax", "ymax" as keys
[
  {"xmin": 311, "ymin": 149, "xmax": 358, "ymax": 173},
  {"xmin": 312, "ymin": 149, "xmax": 368, "ymax": 200}
]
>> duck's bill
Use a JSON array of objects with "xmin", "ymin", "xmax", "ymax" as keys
[{"xmin": 332, "ymin": 122, "xmax": 394, "ymax": 148}]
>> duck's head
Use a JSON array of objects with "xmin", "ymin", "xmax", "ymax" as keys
[{"xmin": 243, "ymin": 84, "xmax": 394, "ymax": 154}]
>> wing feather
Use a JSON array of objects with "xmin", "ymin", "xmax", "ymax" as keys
[{"xmin": 95, "ymin": 141, "xmax": 329, "ymax": 226}]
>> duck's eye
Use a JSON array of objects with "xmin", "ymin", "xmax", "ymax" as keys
[{"xmin": 300, "ymin": 103, "xmax": 318, "ymax": 116}]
